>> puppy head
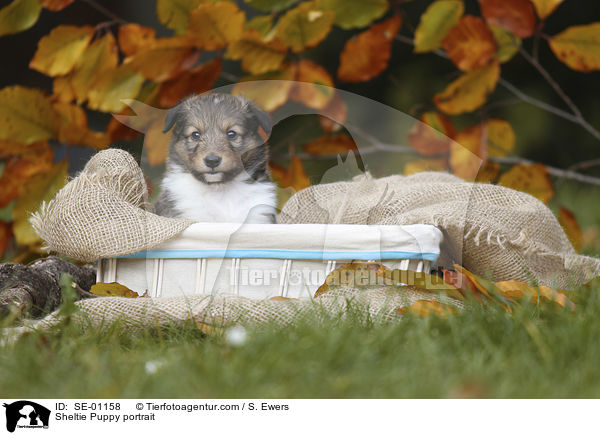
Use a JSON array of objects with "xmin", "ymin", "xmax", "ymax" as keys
[{"xmin": 163, "ymin": 93, "xmax": 272, "ymax": 184}]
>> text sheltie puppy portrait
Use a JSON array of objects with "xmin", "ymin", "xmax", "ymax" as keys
[{"xmin": 154, "ymin": 93, "xmax": 277, "ymax": 224}]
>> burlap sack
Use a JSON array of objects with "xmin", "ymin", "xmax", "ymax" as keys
[{"xmin": 278, "ymin": 172, "xmax": 600, "ymax": 288}]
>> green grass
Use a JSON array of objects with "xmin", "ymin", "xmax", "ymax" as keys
[{"xmin": 1, "ymin": 279, "xmax": 600, "ymax": 398}]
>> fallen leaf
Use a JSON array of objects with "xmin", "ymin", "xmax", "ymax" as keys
[
  {"xmin": 337, "ymin": 15, "xmax": 402, "ymax": 82},
  {"xmin": 40, "ymin": 0, "xmax": 74, "ymax": 11},
  {"xmin": 12, "ymin": 160, "xmax": 68, "ymax": 246},
  {"xmin": 86, "ymin": 65, "xmax": 145, "ymax": 113},
  {"xmin": 478, "ymin": 0, "xmax": 536, "ymax": 38},
  {"xmin": 408, "ymin": 111, "xmax": 456, "ymax": 156},
  {"xmin": 232, "ymin": 65, "xmax": 296, "ymax": 111},
  {"xmin": 125, "ymin": 36, "xmax": 200, "ymax": 82},
  {"xmin": 226, "ymin": 29, "xmax": 288, "ymax": 75},
  {"xmin": 530, "ymin": 0, "xmax": 564, "ymax": 20},
  {"xmin": 404, "ymin": 158, "xmax": 448, "ymax": 175},
  {"xmin": 29, "ymin": 25, "xmax": 95, "ymax": 76},
  {"xmin": 549, "ymin": 23, "xmax": 600, "ymax": 72},
  {"xmin": 0, "ymin": 0, "xmax": 41, "ymax": 37},
  {"xmin": 442, "ymin": 15, "xmax": 497, "ymax": 71},
  {"xmin": 269, "ymin": 296, "xmax": 299, "ymax": 301},
  {"xmin": 275, "ymin": 1, "xmax": 334, "ymax": 52},
  {"xmin": 118, "ymin": 23, "xmax": 156, "ymax": 57},
  {"xmin": 434, "ymin": 60, "xmax": 500, "ymax": 115},
  {"xmin": 303, "ymin": 134, "xmax": 356, "ymax": 155},
  {"xmin": 290, "ymin": 59, "xmax": 334, "ymax": 109},
  {"xmin": 316, "ymin": 0, "xmax": 388, "ymax": 30},
  {"xmin": 0, "ymin": 86, "xmax": 58, "ymax": 144},
  {"xmin": 490, "ymin": 25, "xmax": 521, "ymax": 63},
  {"xmin": 315, "ymin": 261, "xmax": 391, "ymax": 296},
  {"xmin": 156, "ymin": 0, "xmax": 202, "ymax": 34},
  {"xmin": 498, "ymin": 163, "xmax": 554, "ymax": 203},
  {"xmin": 558, "ymin": 208, "xmax": 582, "ymax": 252},
  {"xmin": 397, "ymin": 300, "xmax": 458, "ymax": 318},
  {"xmin": 414, "ymin": 0, "xmax": 465, "ymax": 53},
  {"xmin": 90, "ymin": 282, "xmax": 140, "ymax": 298},
  {"xmin": 187, "ymin": 1, "xmax": 246, "ymax": 50},
  {"xmin": 495, "ymin": 279, "xmax": 574, "ymax": 310},
  {"xmin": 157, "ymin": 57, "xmax": 222, "ymax": 108},
  {"xmin": 319, "ymin": 92, "xmax": 347, "ymax": 132}
]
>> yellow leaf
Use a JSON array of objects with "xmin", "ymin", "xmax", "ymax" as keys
[
  {"xmin": 52, "ymin": 102, "xmax": 110, "ymax": 149},
  {"xmin": 303, "ymin": 134, "xmax": 356, "ymax": 156},
  {"xmin": 232, "ymin": 65, "xmax": 296, "ymax": 111},
  {"xmin": 290, "ymin": 59, "xmax": 334, "ymax": 109},
  {"xmin": 490, "ymin": 25, "xmax": 521, "ymax": 63},
  {"xmin": 442, "ymin": 15, "xmax": 497, "ymax": 71},
  {"xmin": 315, "ymin": 261, "xmax": 392, "ymax": 296},
  {"xmin": 404, "ymin": 158, "xmax": 448, "ymax": 175},
  {"xmin": 408, "ymin": 111, "xmax": 456, "ymax": 156},
  {"xmin": 486, "ymin": 118, "xmax": 515, "ymax": 157},
  {"xmin": 449, "ymin": 141, "xmax": 482, "ymax": 180},
  {"xmin": 272, "ymin": 155, "xmax": 311, "ymax": 194},
  {"xmin": 12, "ymin": 160, "xmax": 68, "ymax": 246},
  {"xmin": 0, "ymin": 0, "xmax": 41, "ymax": 37},
  {"xmin": 245, "ymin": 0, "xmax": 297, "ymax": 12},
  {"xmin": 0, "ymin": 86, "xmax": 58, "ymax": 144},
  {"xmin": 338, "ymin": 15, "xmax": 402, "ymax": 82},
  {"xmin": 156, "ymin": 0, "xmax": 202, "ymax": 34},
  {"xmin": 53, "ymin": 76, "xmax": 75, "ymax": 103},
  {"xmin": 87, "ymin": 65, "xmax": 145, "ymax": 113},
  {"xmin": 245, "ymin": 14, "xmax": 274, "ymax": 37},
  {"xmin": 90, "ymin": 282, "xmax": 140, "ymax": 298},
  {"xmin": 40, "ymin": 0, "xmax": 74, "ymax": 11},
  {"xmin": 414, "ymin": 0, "xmax": 464, "ymax": 53},
  {"xmin": 558, "ymin": 208, "xmax": 582, "ymax": 252},
  {"xmin": 125, "ymin": 37, "xmax": 200, "ymax": 82},
  {"xmin": 157, "ymin": 57, "xmax": 222, "ymax": 108},
  {"xmin": 226, "ymin": 29, "xmax": 288, "ymax": 75},
  {"xmin": 495, "ymin": 279, "xmax": 574, "ymax": 310},
  {"xmin": 549, "ymin": 23, "xmax": 600, "ymax": 72},
  {"xmin": 397, "ymin": 300, "xmax": 458, "ymax": 317},
  {"xmin": 118, "ymin": 23, "xmax": 156, "ymax": 57},
  {"xmin": 144, "ymin": 115, "xmax": 171, "ymax": 166},
  {"xmin": 29, "ymin": 25, "xmax": 95, "ymax": 76},
  {"xmin": 187, "ymin": 2, "xmax": 246, "ymax": 50},
  {"xmin": 275, "ymin": 1, "xmax": 334, "ymax": 53},
  {"xmin": 316, "ymin": 0, "xmax": 388, "ymax": 30},
  {"xmin": 498, "ymin": 163, "xmax": 554, "ymax": 203},
  {"xmin": 71, "ymin": 33, "xmax": 119, "ymax": 104},
  {"xmin": 530, "ymin": 0, "xmax": 564, "ymax": 19},
  {"xmin": 434, "ymin": 60, "xmax": 500, "ymax": 115}
]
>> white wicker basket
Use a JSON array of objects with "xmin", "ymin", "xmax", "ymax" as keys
[{"xmin": 96, "ymin": 223, "xmax": 443, "ymax": 299}]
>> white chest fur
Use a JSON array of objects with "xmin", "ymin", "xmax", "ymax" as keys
[{"xmin": 161, "ymin": 170, "xmax": 276, "ymax": 223}]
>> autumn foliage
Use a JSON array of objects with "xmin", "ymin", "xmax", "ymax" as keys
[{"xmin": 0, "ymin": 0, "xmax": 598, "ymax": 262}]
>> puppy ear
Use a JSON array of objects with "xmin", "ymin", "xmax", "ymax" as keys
[
  {"xmin": 247, "ymin": 102, "xmax": 272, "ymax": 136},
  {"xmin": 163, "ymin": 105, "xmax": 180, "ymax": 133}
]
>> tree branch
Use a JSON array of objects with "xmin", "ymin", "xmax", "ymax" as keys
[{"xmin": 80, "ymin": 0, "xmax": 127, "ymax": 25}]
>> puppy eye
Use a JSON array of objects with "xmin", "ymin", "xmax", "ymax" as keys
[
  {"xmin": 190, "ymin": 131, "xmax": 201, "ymax": 140},
  {"xmin": 226, "ymin": 130, "xmax": 237, "ymax": 139}
]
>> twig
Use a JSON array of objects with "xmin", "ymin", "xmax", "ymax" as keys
[
  {"xmin": 80, "ymin": 0, "xmax": 127, "ymax": 25},
  {"xmin": 568, "ymin": 158, "xmax": 600, "ymax": 172}
]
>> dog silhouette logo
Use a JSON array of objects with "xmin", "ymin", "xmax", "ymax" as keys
[{"xmin": 3, "ymin": 401, "xmax": 50, "ymax": 432}]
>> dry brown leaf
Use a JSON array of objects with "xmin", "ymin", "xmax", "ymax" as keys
[
  {"xmin": 442, "ymin": 15, "xmax": 497, "ymax": 71},
  {"xmin": 498, "ymin": 163, "xmax": 554, "ymax": 203},
  {"xmin": 290, "ymin": 59, "xmax": 334, "ymax": 109},
  {"xmin": 337, "ymin": 14, "xmax": 402, "ymax": 83},
  {"xmin": 118, "ymin": 23, "xmax": 156, "ymax": 57},
  {"xmin": 40, "ymin": 0, "xmax": 74, "ymax": 11},
  {"xmin": 558, "ymin": 207, "xmax": 582, "ymax": 252},
  {"xmin": 90, "ymin": 282, "xmax": 140, "ymax": 298},
  {"xmin": 434, "ymin": 60, "xmax": 500, "ymax": 115},
  {"xmin": 303, "ymin": 134, "xmax": 356, "ymax": 156},
  {"xmin": 187, "ymin": 1, "xmax": 245, "ymax": 50},
  {"xmin": 408, "ymin": 111, "xmax": 456, "ymax": 156},
  {"xmin": 157, "ymin": 57, "xmax": 222, "ymax": 108},
  {"xmin": 478, "ymin": 0, "xmax": 536, "ymax": 38}
]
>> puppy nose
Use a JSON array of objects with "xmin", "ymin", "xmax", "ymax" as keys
[{"xmin": 204, "ymin": 154, "xmax": 222, "ymax": 169}]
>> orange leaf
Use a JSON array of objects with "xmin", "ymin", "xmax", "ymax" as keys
[
  {"xmin": 29, "ymin": 25, "xmax": 94, "ymax": 76},
  {"xmin": 40, "ymin": 0, "xmax": 74, "ymax": 11},
  {"xmin": 397, "ymin": 300, "xmax": 458, "ymax": 318},
  {"xmin": 225, "ymin": 29, "xmax": 288, "ymax": 75},
  {"xmin": 451, "ymin": 124, "xmax": 489, "ymax": 180},
  {"xmin": 274, "ymin": 156, "xmax": 311, "ymax": 193},
  {"xmin": 157, "ymin": 57, "xmax": 222, "ymax": 108},
  {"xmin": 404, "ymin": 158, "xmax": 448, "ymax": 175},
  {"xmin": 290, "ymin": 59, "xmax": 334, "ymax": 109},
  {"xmin": 275, "ymin": 1, "xmax": 334, "ymax": 52},
  {"xmin": 187, "ymin": 1, "xmax": 245, "ymax": 50},
  {"xmin": 118, "ymin": 23, "xmax": 156, "ymax": 57},
  {"xmin": 558, "ymin": 208, "xmax": 582, "ymax": 252},
  {"xmin": 125, "ymin": 37, "xmax": 200, "ymax": 82},
  {"xmin": 52, "ymin": 102, "xmax": 110, "ymax": 149},
  {"xmin": 478, "ymin": 0, "xmax": 536, "ymax": 38},
  {"xmin": 52, "ymin": 76, "xmax": 75, "ymax": 103},
  {"xmin": 442, "ymin": 15, "xmax": 497, "ymax": 71},
  {"xmin": 144, "ymin": 115, "xmax": 171, "ymax": 166},
  {"xmin": 232, "ymin": 65, "xmax": 296, "ymax": 112},
  {"xmin": 337, "ymin": 14, "xmax": 402, "ymax": 82},
  {"xmin": 549, "ymin": 24, "xmax": 600, "ymax": 72},
  {"xmin": 319, "ymin": 92, "xmax": 347, "ymax": 132},
  {"xmin": 303, "ymin": 134, "xmax": 356, "ymax": 156},
  {"xmin": 408, "ymin": 111, "xmax": 456, "ymax": 156},
  {"xmin": 475, "ymin": 161, "xmax": 500, "ymax": 183},
  {"xmin": 495, "ymin": 280, "xmax": 575, "ymax": 310},
  {"xmin": 498, "ymin": 163, "xmax": 554, "ymax": 203},
  {"xmin": 434, "ymin": 60, "xmax": 500, "ymax": 115},
  {"xmin": 107, "ymin": 116, "xmax": 141, "ymax": 143},
  {"xmin": 0, "ymin": 221, "xmax": 11, "ymax": 258}
]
